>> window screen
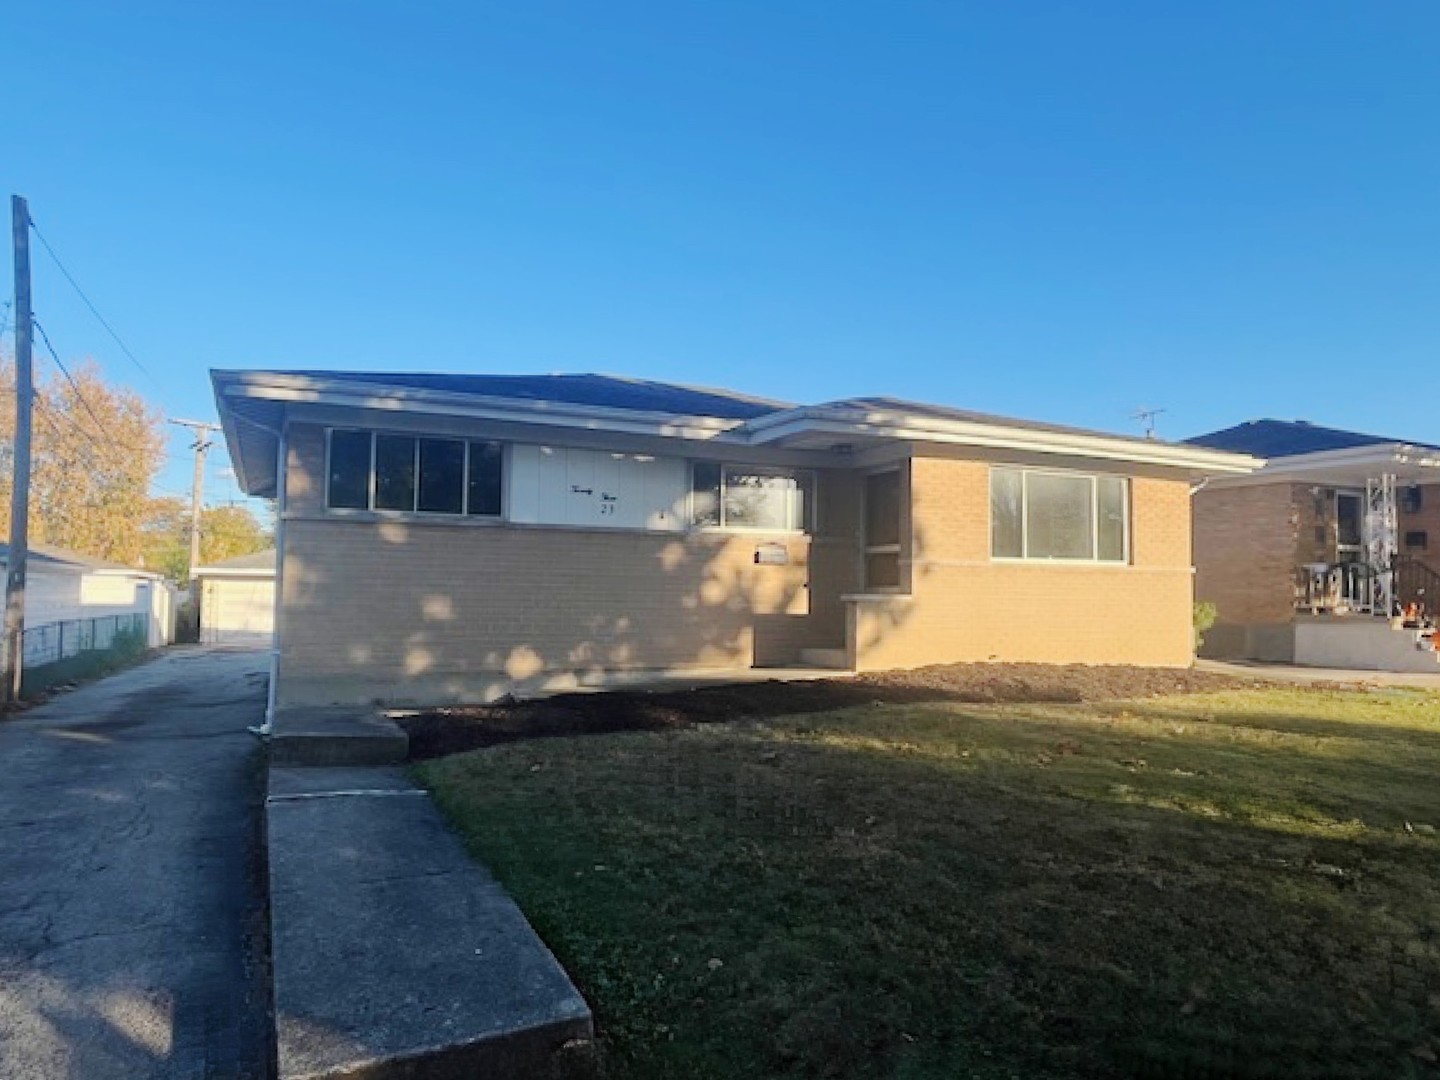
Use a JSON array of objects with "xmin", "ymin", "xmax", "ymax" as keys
[
  {"xmin": 691, "ymin": 462, "xmax": 722, "ymax": 527},
  {"xmin": 990, "ymin": 467, "xmax": 1024, "ymax": 559},
  {"xmin": 723, "ymin": 470, "xmax": 804, "ymax": 531},
  {"xmin": 1025, "ymin": 472, "xmax": 1094, "ymax": 560},
  {"xmin": 374, "ymin": 435, "xmax": 417, "ymax": 511},
  {"xmin": 990, "ymin": 467, "xmax": 1129, "ymax": 563},
  {"xmin": 467, "ymin": 442, "xmax": 503, "ymax": 517},
  {"xmin": 417, "ymin": 438, "xmax": 465, "ymax": 514},
  {"xmin": 327, "ymin": 430, "xmax": 371, "ymax": 509},
  {"xmin": 326, "ymin": 430, "xmax": 505, "ymax": 516}
]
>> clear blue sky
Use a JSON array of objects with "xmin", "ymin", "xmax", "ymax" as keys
[{"xmin": 6, "ymin": 2, "xmax": 1439, "ymax": 505}]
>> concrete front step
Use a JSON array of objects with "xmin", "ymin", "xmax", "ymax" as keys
[
  {"xmin": 1293, "ymin": 617, "xmax": 1440, "ymax": 674},
  {"xmin": 266, "ymin": 767, "xmax": 595, "ymax": 1079},
  {"xmin": 268, "ymin": 707, "xmax": 409, "ymax": 767},
  {"xmin": 798, "ymin": 647, "xmax": 851, "ymax": 670}
]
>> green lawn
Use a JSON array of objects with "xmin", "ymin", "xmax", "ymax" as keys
[{"xmin": 417, "ymin": 687, "xmax": 1440, "ymax": 1079}]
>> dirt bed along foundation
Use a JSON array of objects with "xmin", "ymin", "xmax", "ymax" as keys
[{"xmin": 398, "ymin": 663, "xmax": 1307, "ymax": 761}]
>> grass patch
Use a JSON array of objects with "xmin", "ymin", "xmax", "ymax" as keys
[{"xmin": 418, "ymin": 688, "xmax": 1440, "ymax": 1079}]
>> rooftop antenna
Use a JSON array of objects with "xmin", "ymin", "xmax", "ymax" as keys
[{"xmin": 1133, "ymin": 407, "xmax": 1166, "ymax": 440}]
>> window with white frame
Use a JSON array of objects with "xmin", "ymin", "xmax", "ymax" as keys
[
  {"xmin": 990, "ymin": 466, "xmax": 1128, "ymax": 562},
  {"xmin": 690, "ymin": 463, "xmax": 812, "ymax": 532},
  {"xmin": 326, "ymin": 429, "xmax": 504, "ymax": 516}
]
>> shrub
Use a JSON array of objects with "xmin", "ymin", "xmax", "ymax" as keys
[{"xmin": 1193, "ymin": 601, "xmax": 1218, "ymax": 649}]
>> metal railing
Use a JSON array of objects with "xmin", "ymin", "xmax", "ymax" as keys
[
  {"xmin": 1295, "ymin": 561, "xmax": 1390, "ymax": 615},
  {"xmin": 20, "ymin": 612, "xmax": 148, "ymax": 669},
  {"xmin": 1395, "ymin": 555, "xmax": 1440, "ymax": 614}
]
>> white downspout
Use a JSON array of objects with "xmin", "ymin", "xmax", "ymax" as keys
[
  {"xmin": 236, "ymin": 412, "xmax": 285, "ymax": 737},
  {"xmin": 262, "ymin": 424, "xmax": 286, "ymax": 734}
]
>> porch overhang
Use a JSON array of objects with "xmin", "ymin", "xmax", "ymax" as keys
[{"xmin": 1205, "ymin": 443, "xmax": 1440, "ymax": 489}]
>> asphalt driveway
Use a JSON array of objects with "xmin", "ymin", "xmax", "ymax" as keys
[{"xmin": 0, "ymin": 647, "xmax": 273, "ymax": 1079}]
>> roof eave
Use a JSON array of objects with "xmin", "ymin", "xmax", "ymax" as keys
[
  {"xmin": 740, "ymin": 408, "xmax": 1261, "ymax": 474},
  {"xmin": 212, "ymin": 370, "xmax": 753, "ymax": 438},
  {"xmin": 1208, "ymin": 442, "xmax": 1440, "ymax": 485}
]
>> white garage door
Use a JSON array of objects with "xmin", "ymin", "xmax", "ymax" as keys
[{"xmin": 201, "ymin": 578, "xmax": 276, "ymax": 646}]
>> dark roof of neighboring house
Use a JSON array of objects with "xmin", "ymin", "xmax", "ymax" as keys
[
  {"xmin": 0, "ymin": 542, "xmax": 148, "ymax": 574},
  {"xmin": 197, "ymin": 549, "xmax": 275, "ymax": 572},
  {"xmin": 285, "ymin": 371, "xmax": 787, "ymax": 421},
  {"xmin": 1187, "ymin": 419, "xmax": 1440, "ymax": 458}
]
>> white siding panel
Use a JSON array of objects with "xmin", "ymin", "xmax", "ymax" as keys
[{"xmin": 507, "ymin": 444, "xmax": 687, "ymax": 532}]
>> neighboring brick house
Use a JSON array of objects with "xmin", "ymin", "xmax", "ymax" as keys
[
  {"xmin": 212, "ymin": 370, "xmax": 1256, "ymax": 713},
  {"xmin": 1188, "ymin": 420, "xmax": 1440, "ymax": 668}
]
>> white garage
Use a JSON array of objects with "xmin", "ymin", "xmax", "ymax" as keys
[{"xmin": 194, "ymin": 550, "xmax": 276, "ymax": 647}]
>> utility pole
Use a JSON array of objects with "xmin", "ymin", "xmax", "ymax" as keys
[
  {"xmin": 4, "ymin": 197, "xmax": 34, "ymax": 702},
  {"xmin": 169, "ymin": 418, "xmax": 221, "ymax": 583}
]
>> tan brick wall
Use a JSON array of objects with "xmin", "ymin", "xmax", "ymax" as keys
[
  {"xmin": 281, "ymin": 516, "xmax": 818, "ymax": 677},
  {"xmin": 1192, "ymin": 482, "xmax": 1300, "ymax": 627},
  {"xmin": 276, "ymin": 424, "xmax": 1200, "ymax": 701},
  {"xmin": 850, "ymin": 458, "xmax": 1197, "ymax": 670},
  {"xmin": 276, "ymin": 424, "xmax": 862, "ymax": 704}
]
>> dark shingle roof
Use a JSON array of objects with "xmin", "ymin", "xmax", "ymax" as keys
[
  {"xmin": 288, "ymin": 371, "xmax": 786, "ymax": 421},
  {"xmin": 1186, "ymin": 420, "xmax": 1438, "ymax": 458}
]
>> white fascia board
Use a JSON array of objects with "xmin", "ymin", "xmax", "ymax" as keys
[
  {"xmin": 742, "ymin": 412, "xmax": 1261, "ymax": 474},
  {"xmin": 192, "ymin": 567, "xmax": 276, "ymax": 579},
  {"xmin": 1204, "ymin": 443, "xmax": 1440, "ymax": 486},
  {"xmin": 213, "ymin": 372, "xmax": 751, "ymax": 443}
]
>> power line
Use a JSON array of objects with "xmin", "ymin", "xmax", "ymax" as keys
[
  {"xmin": 27, "ymin": 313, "xmax": 188, "ymax": 456},
  {"xmin": 28, "ymin": 397, "xmax": 192, "ymax": 505},
  {"xmin": 27, "ymin": 216, "xmax": 153, "ymax": 379},
  {"xmin": 31, "ymin": 317, "xmax": 109, "ymax": 434}
]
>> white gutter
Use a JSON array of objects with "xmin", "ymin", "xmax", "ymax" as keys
[
  {"xmin": 739, "ymin": 409, "xmax": 1261, "ymax": 474},
  {"xmin": 1238, "ymin": 443, "xmax": 1440, "ymax": 477},
  {"xmin": 212, "ymin": 371, "xmax": 751, "ymax": 443}
]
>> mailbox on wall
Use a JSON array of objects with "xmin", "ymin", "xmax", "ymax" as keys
[{"xmin": 754, "ymin": 542, "xmax": 789, "ymax": 566}]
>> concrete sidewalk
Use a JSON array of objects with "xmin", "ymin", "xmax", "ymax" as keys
[
  {"xmin": 0, "ymin": 647, "xmax": 274, "ymax": 1080},
  {"xmin": 266, "ymin": 767, "xmax": 594, "ymax": 1079},
  {"xmin": 1197, "ymin": 658, "xmax": 1440, "ymax": 689}
]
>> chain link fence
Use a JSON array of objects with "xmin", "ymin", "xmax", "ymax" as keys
[{"xmin": 15, "ymin": 612, "xmax": 150, "ymax": 696}]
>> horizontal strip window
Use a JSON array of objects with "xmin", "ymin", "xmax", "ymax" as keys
[
  {"xmin": 326, "ymin": 429, "xmax": 503, "ymax": 517},
  {"xmin": 691, "ymin": 463, "xmax": 812, "ymax": 533},
  {"xmin": 991, "ymin": 466, "xmax": 1128, "ymax": 563}
]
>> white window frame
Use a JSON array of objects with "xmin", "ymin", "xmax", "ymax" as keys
[
  {"xmin": 688, "ymin": 462, "xmax": 815, "ymax": 535},
  {"xmin": 324, "ymin": 428, "xmax": 506, "ymax": 519},
  {"xmin": 990, "ymin": 465, "xmax": 1130, "ymax": 564}
]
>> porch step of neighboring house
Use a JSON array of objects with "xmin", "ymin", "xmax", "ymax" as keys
[
  {"xmin": 268, "ymin": 706, "xmax": 409, "ymax": 767},
  {"xmin": 1294, "ymin": 617, "xmax": 1440, "ymax": 674},
  {"xmin": 799, "ymin": 647, "xmax": 852, "ymax": 670}
]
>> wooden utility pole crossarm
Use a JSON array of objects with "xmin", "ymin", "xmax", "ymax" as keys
[
  {"xmin": 169, "ymin": 418, "xmax": 222, "ymax": 582},
  {"xmin": 4, "ymin": 196, "xmax": 35, "ymax": 701}
]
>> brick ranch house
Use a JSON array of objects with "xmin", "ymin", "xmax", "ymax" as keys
[
  {"xmin": 211, "ymin": 370, "xmax": 1257, "ymax": 712},
  {"xmin": 1188, "ymin": 419, "xmax": 1440, "ymax": 671}
]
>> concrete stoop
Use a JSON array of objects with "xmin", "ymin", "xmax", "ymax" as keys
[
  {"xmin": 266, "ymin": 767, "xmax": 596, "ymax": 1080},
  {"xmin": 268, "ymin": 707, "xmax": 409, "ymax": 767}
]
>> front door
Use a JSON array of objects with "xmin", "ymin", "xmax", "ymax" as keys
[{"xmin": 1336, "ymin": 492, "xmax": 1363, "ymax": 563}]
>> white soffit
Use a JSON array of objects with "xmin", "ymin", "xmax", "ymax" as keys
[{"xmin": 1206, "ymin": 444, "xmax": 1440, "ymax": 488}]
